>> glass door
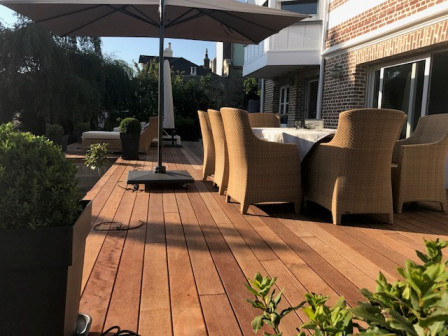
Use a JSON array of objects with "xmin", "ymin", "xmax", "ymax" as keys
[{"xmin": 370, "ymin": 58, "xmax": 430, "ymax": 137}]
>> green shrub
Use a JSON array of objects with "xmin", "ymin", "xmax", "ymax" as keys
[
  {"xmin": 176, "ymin": 115, "xmax": 199, "ymax": 141},
  {"xmin": 85, "ymin": 143, "xmax": 109, "ymax": 170},
  {"xmin": 74, "ymin": 122, "xmax": 91, "ymax": 140},
  {"xmin": 119, "ymin": 117, "xmax": 141, "ymax": 134},
  {"xmin": 246, "ymin": 239, "xmax": 448, "ymax": 336},
  {"xmin": 45, "ymin": 123, "xmax": 64, "ymax": 138},
  {"xmin": 0, "ymin": 123, "xmax": 81, "ymax": 229}
]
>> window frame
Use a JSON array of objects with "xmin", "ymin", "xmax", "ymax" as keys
[{"xmin": 279, "ymin": 85, "xmax": 290, "ymax": 116}]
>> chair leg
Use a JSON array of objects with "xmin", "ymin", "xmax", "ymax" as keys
[
  {"xmin": 387, "ymin": 213, "xmax": 394, "ymax": 224},
  {"xmin": 441, "ymin": 200, "xmax": 447, "ymax": 212},
  {"xmin": 225, "ymin": 195, "xmax": 231, "ymax": 203},
  {"xmin": 332, "ymin": 212, "xmax": 342, "ymax": 225},
  {"xmin": 219, "ymin": 185, "xmax": 225, "ymax": 195},
  {"xmin": 240, "ymin": 202, "xmax": 249, "ymax": 214},
  {"xmin": 294, "ymin": 201, "xmax": 301, "ymax": 214},
  {"xmin": 395, "ymin": 201, "xmax": 403, "ymax": 214}
]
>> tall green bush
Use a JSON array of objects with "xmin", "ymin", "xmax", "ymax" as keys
[{"xmin": 0, "ymin": 123, "xmax": 81, "ymax": 229}]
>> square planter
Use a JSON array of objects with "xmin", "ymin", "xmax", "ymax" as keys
[{"xmin": 0, "ymin": 200, "xmax": 92, "ymax": 336}]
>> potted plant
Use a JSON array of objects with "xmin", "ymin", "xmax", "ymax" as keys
[
  {"xmin": 85, "ymin": 143, "xmax": 110, "ymax": 176},
  {"xmin": 0, "ymin": 123, "xmax": 92, "ymax": 336},
  {"xmin": 119, "ymin": 117, "xmax": 141, "ymax": 160},
  {"xmin": 46, "ymin": 123, "xmax": 69, "ymax": 151}
]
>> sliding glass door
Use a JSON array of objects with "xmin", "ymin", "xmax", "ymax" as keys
[{"xmin": 370, "ymin": 57, "xmax": 430, "ymax": 137}]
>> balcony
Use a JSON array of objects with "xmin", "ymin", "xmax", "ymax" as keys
[{"xmin": 243, "ymin": 20, "xmax": 322, "ymax": 78}]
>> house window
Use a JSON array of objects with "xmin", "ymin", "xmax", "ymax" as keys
[
  {"xmin": 305, "ymin": 79, "xmax": 318, "ymax": 119},
  {"xmin": 280, "ymin": 0, "xmax": 318, "ymax": 15},
  {"xmin": 369, "ymin": 57, "xmax": 430, "ymax": 138},
  {"xmin": 279, "ymin": 85, "xmax": 290, "ymax": 116}
]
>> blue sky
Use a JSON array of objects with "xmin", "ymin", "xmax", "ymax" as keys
[{"xmin": 0, "ymin": 5, "xmax": 216, "ymax": 66}]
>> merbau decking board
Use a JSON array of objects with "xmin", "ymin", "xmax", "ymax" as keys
[{"xmin": 80, "ymin": 142, "xmax": 448, "ymax": 335}]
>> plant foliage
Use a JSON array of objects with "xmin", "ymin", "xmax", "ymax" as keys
[
  {"xmin": 246, "ymin": 272, "xmax": 305, "ymax": 336},
  {"xmin": 0, "ymin": 123, "xmax": 81, "ymax": 229},
  {"xmin": 85, "ymin": 143, "xmax": 109, "ymax": 170},
  {"xmin": 46, "ymin": 124, "xmax": 64, "ymax": 138},
  {"xmin": 247, "ymin": 239, "xmax": 448, "ymax": 336},
  {"xmin": 119, "ymin": 117, "xmax": 141, "ymax": 134}
]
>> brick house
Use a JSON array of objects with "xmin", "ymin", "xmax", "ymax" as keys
[{"xmin": 244, "ymin": 0, "xmax": 448, "ymax": 184}]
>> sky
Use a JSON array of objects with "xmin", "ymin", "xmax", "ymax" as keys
[{"xmin": 0, "ymin": 5, "xmax": 216, "ymax": 67}]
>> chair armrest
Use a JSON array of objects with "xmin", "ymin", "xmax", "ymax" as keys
[
  {"xmin": 398, "ymin": 142, "xmax": 446, "ymax": 164},
  {"xmin": 251, "ymin": 139, "xmax": 300, "ymax": 173}
]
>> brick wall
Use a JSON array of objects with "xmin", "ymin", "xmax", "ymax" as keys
[
  {"xmin": 262, "ymin": 67, "xmax": 319, "ymax": 125},
  {"xmin": 328, "ymin": 0, "xmax": 350, "ymax": 12},
  {"xmin": 327, "ymin": 0, "xmax": 444, "ymax": 47},
  {"xmin": 322, "ymin": 19, "xmax": 448, "ymax": 127}
]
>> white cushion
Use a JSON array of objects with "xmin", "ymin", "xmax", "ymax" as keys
[
  {"xmin": 113, "ymin": 127, "xmax": 120, "ymax": 132},
  {"xmin": 82, "ymin": 131, "xmax": 120, "ymax": 140}
]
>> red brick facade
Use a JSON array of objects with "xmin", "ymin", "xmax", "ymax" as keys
[
  {"xmin": 327, "ymin": 0, "xmax": 444, "ymax": 47},
  {"xmin": 322, "ymin": 18, "xmax": 448, "ymax": 125},
  {"xmin": 328, "ymin": 0, "xmax": 350, "ymax": 12},
  {"xmin": 263, "ymin": 67, "xmax": 319, "ymax": 125}
]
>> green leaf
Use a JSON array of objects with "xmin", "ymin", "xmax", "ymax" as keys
[{"xmin": 251, "ymin": 315, "xmax": 264, "ymax": 333}]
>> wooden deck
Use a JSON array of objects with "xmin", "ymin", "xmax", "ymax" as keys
[{"xmin": 80, "ymin": 142, "xmax": 448, "ymax": 336}]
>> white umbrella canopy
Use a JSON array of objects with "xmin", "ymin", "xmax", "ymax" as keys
[
  {"xmin": 1, "ymin": 0, "xmax": 307, "ymax": 43},
  {"xmin": 0, "ymin": 0, "xmax": 307, "ymax": 173},
  {"xmin": 163, "ymin": 60, "xmax": 175, "ymax": 129}
]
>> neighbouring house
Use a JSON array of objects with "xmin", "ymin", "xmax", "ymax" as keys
[
  {"xmin": 243, "ymin": 0, "xmax": 448, "ymax": 186},
  {"xmin": 243, "ymin": 0, "xmax": 324, "ymax": 125},
  {"xmin": 139, "ymin": 43, "xmax": 215, "ymax": 77}
]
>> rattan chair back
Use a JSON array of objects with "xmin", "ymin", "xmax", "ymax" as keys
[
  {"xmin": 198, "ymin": 110, "xmax": 215, "ymax": 181},
  {"xmin": 248, "ymin": 113, "xmax": 281, "ymax": 128},
  {"xmin": 221, "ymin": 107, "xmax": 301, "ymax": 214},
  {"xmin": 392, "ymin": 113, "xmax": 448, "ymax": 213},
  {"xmin": 208, "ymin": 109, "xmax": 229, "ymax": 195},
  {"xmin": 304, "ymin": 108, "xmax": 406, "ymax": 224}
]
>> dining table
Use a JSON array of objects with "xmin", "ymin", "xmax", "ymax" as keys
[{"xmin": 252, "ymin": 127, "xmax": 336, "ymax": 161}]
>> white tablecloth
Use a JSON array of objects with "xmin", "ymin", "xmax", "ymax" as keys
[{"xmin": 252, "ymin": 127, "xmax": 336, "ymax": 161}]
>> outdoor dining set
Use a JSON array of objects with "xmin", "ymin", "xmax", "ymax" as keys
[{"xmin": 198, "ymin": 108, "xmax": 448, "ymax": 225}]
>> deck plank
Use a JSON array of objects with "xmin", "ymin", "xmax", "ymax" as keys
[{"xmin": 78, "ymin": 143, "xmax": 448, "ymax": 336}]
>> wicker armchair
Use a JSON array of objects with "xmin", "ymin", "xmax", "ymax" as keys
[
  {"xmin": 198, "ymin": 110, "xmax": 215, "ymax": 181},
  {"xmin": 208, "ymin": 109, "xmax": 229, "ymax": 195},
  {"xmin": 248, "ymin": 113, "xmax": 281, "ymax": 128},
  {"xmin": 392, "ymin": 114, "xmax": 448, "ymax": 213},
  {"xmin": 221, "ymin": 108, "xmax": 301, "ymax": 214},
  {"xmin": 139, "ymin": 116, "xmax": 158, "ymax": 154},
  {"xmin": 303, "ymin": 108, "xmax": 406, "ymax": 225}
]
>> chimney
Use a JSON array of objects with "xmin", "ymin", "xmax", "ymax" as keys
[
  {"xmin": 203, "ymin": 48, "xmax": 210, "ymax": 69},
  {"xmin": 163, "ymin": 42, "xmax": 173, "ymax": 57}
]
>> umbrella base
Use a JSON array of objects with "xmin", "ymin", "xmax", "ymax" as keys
[{"xmin": 127, "ymin": 170, "xmax": 194, "ymax": 191}]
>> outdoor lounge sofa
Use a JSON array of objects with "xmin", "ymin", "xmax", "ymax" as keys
[{"xmin": 82, "ymin": 117, "xmax": 158, "ymax": 154}]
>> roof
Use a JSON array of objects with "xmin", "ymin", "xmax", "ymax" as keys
[{"xmin": 139, "ymin": 55, "xmax": 215, "ymax": 76}]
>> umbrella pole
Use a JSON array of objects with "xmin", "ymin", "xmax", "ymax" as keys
[{"xmin": 155, "ymin": 0, "xmax": 166, "ymax": 174}]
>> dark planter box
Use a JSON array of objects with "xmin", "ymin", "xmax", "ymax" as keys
[
  {"xmin": 120, "ymin": 133, "xmax": 140, "ymax": 160},
  {"xmin": 0, "ymin": 200, "xmax": 92, "ymax": 336},
  {"xmin": 49, "ymin": 134, "xmax": 69, "ymax": 152}
]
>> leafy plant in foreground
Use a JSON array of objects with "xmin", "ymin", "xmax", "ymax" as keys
[
  {"xmin": 247, "ymin": 239, "xmax": 448, "ymax": 336},
  {"xmin": 352, "ymin": 239, "xmax": 448, "ymax": 336},
  {"xmin": 299, "ymin": 293, "xmax": 354, "ymax": 336},
  {"xmin": 246, "ymin": 272, "xmax": 305, "ymax": 335}
]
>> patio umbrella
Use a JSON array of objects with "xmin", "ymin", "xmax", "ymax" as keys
[
  {"xmin": 163, "ymin": 60, "xmax": 175, "ymax": 130},
  {"xmin": 0, "ymin": 0, "xmax": 308, "ymax": 174}
]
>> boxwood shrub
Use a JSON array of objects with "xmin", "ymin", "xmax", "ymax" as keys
[
  {"xmin": 119, "ymin": 117, "xmax": 141, "ymax": 134},
  {"xmin": 0, "ymin": 123, "xmax": 81, "ymax": 229}
]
